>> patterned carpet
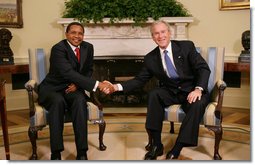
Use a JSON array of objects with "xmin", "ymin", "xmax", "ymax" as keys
[{"xmin": 0, "ymin": 115, "xmax": 251, "ymax": 161}]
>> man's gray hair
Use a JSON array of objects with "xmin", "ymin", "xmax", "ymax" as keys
[{"xmin": 150, "ymin": 20, "xmax": 171, "ymax": 36}]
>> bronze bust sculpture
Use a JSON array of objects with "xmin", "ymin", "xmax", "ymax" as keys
[
  {"xmin": 238, "ymin": 30, "xmax": 250, "ymax": 63},
  {"xmin": 0, "ymin": 28, "xmax": 14, "ymax": 65},
  {"xmin": 241, "ymin": 30, "xmax": 250, "ymax": 53}
]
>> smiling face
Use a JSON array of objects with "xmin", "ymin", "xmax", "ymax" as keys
[
  {"xmin": 65, "ymin": 24, "xmax": 84, "ymax": 47},
  {"xmin": 151, "ymin": 21, "xmax": 171, "ymax": 49}
]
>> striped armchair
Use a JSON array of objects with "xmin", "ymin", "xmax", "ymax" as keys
[
  {"xmin": 25, "ymin": 48, "xmax": 106, "ymax": 160},
  {"xmin": 145, "ymin": 47, "xmax": 227, "ymax": 160}
]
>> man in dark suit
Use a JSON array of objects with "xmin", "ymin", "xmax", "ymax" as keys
[
  {"xmin": 38, "ymin": 22, "xmax": 110, "ymax": 160},
  {"xmin": 103, "ymin": 20, "xmax": 211, "ymax": 160}
]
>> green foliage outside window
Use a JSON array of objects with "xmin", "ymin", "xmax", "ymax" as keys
[{"xmin": 63, "ymin": 0, "xmax": 191, "ymax": 25}]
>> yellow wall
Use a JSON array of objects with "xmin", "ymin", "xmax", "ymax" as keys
[
  {"xmin": 2, "ymin": 0, "xmax": 250, "ymax": 110},
  {"xmin": 9, "ymin": 0, "xmax": 250, "ymax": 61},
  {"xmin": 10, "ymin": 0, "xmax": 65, "ymax": 61},
  {"xmin": 179, "ymin": 0, "xmax": 250, "ymax": 60},
  {"xmin": 178, "ymin": 0, "xmax": 250, "ymax": 109}
]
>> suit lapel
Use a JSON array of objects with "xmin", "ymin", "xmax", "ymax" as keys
[
  {"xmin": 153, "ymin": 47, "xmax": 169, "ymax": 78},
  {"xmin": 171, "ymin": 41, "xmax": 184, "ymax": 77},
  {"xmin": 79, "ymin": 43, "xmax": 88, "ymax": 71},
  {"xmin": 64, "ymin": 40, "xmax": 82, "ymax": 72},
  {"xmin": 64, "ymin": 41, "xmax": 78, "ymax": 63}
]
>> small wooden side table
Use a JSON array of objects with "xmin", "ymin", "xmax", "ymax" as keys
[
  {"xmin": 224, "ymin": 62, "xmax": 250, "ymax": 72},
  {"xmin": 0, "ymin": 79, "xmax": 10, "ymax": 160},
  {"xmin": 0, "ymin": 63, "xmax": 29, "ymax": 74}
]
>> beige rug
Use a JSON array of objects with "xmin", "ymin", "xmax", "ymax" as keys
[
  {"xmin": 1, "ymin": 132, "xmax": 250, "ymax": 161},
  {"xmin": 0, "ymin": 119, "xmax": 250, "ymax": 161}
]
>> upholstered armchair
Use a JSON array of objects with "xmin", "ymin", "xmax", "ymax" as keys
[
  {"xmin": 145, "ymin": 47, "xmax": 227, "ymax": 160},
  {"xmin": 25, "ymin": 48, "xmax": 106, "ymax": 160}
]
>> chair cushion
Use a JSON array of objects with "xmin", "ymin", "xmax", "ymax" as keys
[
  {"xmin": 164, "ymin": 102, "xmax": 221, "ymax": 126},
  {"xmin": 30, "ymin": 102, "xmax": 103, "ymax": 127},
  {"xmin": 87, "ymin": 102, "xmax": 103, "ymax": 121},
  {"xmin": 30, "ymin": 103, "xmax": 48, "ymax": 127}
]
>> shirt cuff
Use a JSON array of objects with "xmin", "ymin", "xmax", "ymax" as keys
[
  {"xmin": 117, "ymin": 83, "xmax": 123, "ymax": 91},
  {"xmin": 195, "ymin": 86, "xmax": 203, "ymax": 91},
  {"xmin": 93, "ymin": 81, "xmax": 99, "ymax": 92}
]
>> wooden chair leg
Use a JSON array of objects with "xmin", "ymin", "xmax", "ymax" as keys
[
  {"xmin": 213, "ymin": 126, "xmax": 223, "ymax": 160},
  {"xmin": 28, "ymin": 126, "xmax": 38, "ymax": 160},
  {"xmin": 98, "ymin": 120, "xmax": 107, "ymax": 151},
  {"xmin": 170, "ymin": 121, "xmax": 175, "ymax": 133},
  {"xmin": 145, "ymin": 128, "xmax": 153, "ymax": 151},
  {"xmin": 206, "ymin": 125, "xmax": 223, "ymax": 160}
]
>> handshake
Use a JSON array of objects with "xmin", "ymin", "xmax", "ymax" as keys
[{"xmin": 98, "ymin": 80, "xmax": 118, "ymax": 94}]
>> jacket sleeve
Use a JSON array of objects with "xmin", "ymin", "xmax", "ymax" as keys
[
  {"xmin": 121, "ymin": 65, "xmax": 153, "ymax": 93},
  {"xmin": 188, "ymin": 41, "xmax": 211, "ymax": 91}
]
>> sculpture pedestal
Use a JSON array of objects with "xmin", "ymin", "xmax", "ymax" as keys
[
  {"xmin": 238, "ymin": 50, "xmax": 250, "ymax": 63},
  {"xmin": 0, "ymin": 56, "xmax": 14, "ymax": 65},
  {"xmin": 0, "ymin": 28, "xmax": 14, "ymax": 65}
]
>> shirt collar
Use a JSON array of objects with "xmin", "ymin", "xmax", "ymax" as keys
[
  {"xmin": 159, "ymin": 41, "xmax": 172, "ymax": 55},
  {"xmin": 67, "ymin": 40, "xmax": 80, "ymax": 51}
]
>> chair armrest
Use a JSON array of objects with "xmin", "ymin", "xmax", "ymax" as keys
[
  {"xmin": 211, "ymin": 79, "xmax": 227, "ymax": 121},
  {"xmin": 216, "ymin": 79, "xmax": 227, "ymax": 91},
  {"xmin": 90, "ymin": 92, "xmax": 103, "ymax": 111},
  {"xmin": 24, "ymin": 80, "xmax": 38, "ymax": 117},
  {"xmin": 25, "ymin": 80, "xmax": 37, "ymax": 91},
  {"xmin": 215, "ymin": 79, "xmax": 227, "ymax": 112}
]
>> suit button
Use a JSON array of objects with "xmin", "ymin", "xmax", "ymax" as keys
[{"xmin": 178, "ymin": 86, "xmax": 181, "ymax": 89}]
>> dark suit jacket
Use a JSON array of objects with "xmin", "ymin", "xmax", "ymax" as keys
[
  {"xmin": 121, "ymin": 40, "xmax": 211, "ymax": 95},
  {"xmin": 38, "ymin": 39, "xmax": 96, "ymax": 102}
]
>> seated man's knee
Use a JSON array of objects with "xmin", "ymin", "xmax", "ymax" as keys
[
  {"xmin": 148, "ymin": 88, "xmax": 161, "ymax": 99},
  {"xmin": 48, "ymin": 93, "xmax": 66, "ymax": 105},
  {"xmin": 73, "ymin": 93, "xmax": 86, "ymax": 104}
]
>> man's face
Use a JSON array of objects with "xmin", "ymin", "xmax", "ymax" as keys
[
  {"xmin": 151, "ymin": 23, "xmax": 171, "ymax": 49},
  {"xmin": 65, "ymin": 25, "xmax": 84, "ymax": 47}
]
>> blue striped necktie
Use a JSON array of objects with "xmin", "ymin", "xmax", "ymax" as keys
[{"xmin": 164, "ymin": 50, "xmax": 179, "ymax": 79}]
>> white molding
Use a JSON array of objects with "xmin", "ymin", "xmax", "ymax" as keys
[
  {"xmin": 57, "ymin": 17, "xmax": 194, "ymax": 25},
  {"xmin": 14, "ymin": 53, "xmax": 241, "ymax": 63},
  {"xmin": 14, "ymin": 56, "xmax": 29, "ymax": 64},
  {"xmin": 57, "ymin": 17, "xmax": 194, "ymax": 40},
  {"xmin": 57, "ymin": 17, "xmax": 194, "ymax": 56}
]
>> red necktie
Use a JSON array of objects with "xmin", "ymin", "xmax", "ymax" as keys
[{"xmin": 75, "ymin": 47, "xmax": 80, "ymax": 62}]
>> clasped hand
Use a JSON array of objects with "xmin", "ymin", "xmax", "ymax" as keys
[
  {"xmin": 98, "ymin": 80, "xmax": 117, "ymax": 94},
  {"xmin": 65, "ymin": 81, "xmax": 116, "ymax": 95}
]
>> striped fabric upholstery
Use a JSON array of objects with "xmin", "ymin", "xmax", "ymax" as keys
[
  {"xmin": 27, "ymin": 48, "xmax": 103, "ymax": 127},
  {"xmin": 30, "ymin": 102, "xmax": 102, "ymax": 127},
  {"xmin": 164, "ymin": 47, "xmax": 225, "ymax": 126}
]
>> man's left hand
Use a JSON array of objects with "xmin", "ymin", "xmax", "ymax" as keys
[
  {"xmin": 187, "ymin": 88, "xmax": 202, "ymax": 104},
  {"xmin": 65, "ymin": 83, "xmax": 77, "ymax": 94}
]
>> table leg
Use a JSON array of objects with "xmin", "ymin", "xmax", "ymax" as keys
[{"xmin": 0, "ymin": 80, "xmax": 10, "ymax": 160}]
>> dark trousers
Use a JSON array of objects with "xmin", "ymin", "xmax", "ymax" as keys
[
  {"xmin": 39, "ymin": 90, "xmax": 88, "ymax": 153},
  {"xmin": 146, "ymin": 87, "xmax": 209, "ymax": 147}
]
